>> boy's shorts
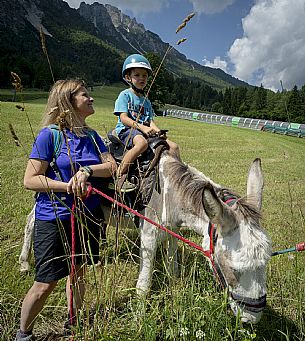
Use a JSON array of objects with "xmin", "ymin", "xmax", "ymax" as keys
[
  {"xmin": 34, "ymin": 208, "xmax": 103, "ymax": 283},
  {"xmin": 119, "ymin": 128, "xmax": 145, "ymax": 148}
]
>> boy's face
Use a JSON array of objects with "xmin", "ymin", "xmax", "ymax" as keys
[{"xmin": 126, "ymin": 68, "xmax": 149, "ymax": 90}]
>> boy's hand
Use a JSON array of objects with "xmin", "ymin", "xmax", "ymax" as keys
[{"xmin": 141, "ymin": 125, "xmax": 156, "ymax": 137}]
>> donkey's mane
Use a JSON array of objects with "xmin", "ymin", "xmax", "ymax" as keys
[
  {"xmin": 163, "ymin": 156, "xmax": 208, "ymax": 215},
  {"xmin": 163, "ymin": 156, "xmax": 261, "ymax": 222}
]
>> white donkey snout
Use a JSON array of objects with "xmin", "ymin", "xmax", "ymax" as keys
[{"xmin": 229, "ymin": 297, "xmax": 265, "ymax": 324}]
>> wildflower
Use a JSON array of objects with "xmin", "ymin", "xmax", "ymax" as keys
[
  {"xmin": 176, "ymin": 22, "xmax": 187, "ymax": 34},
  {"xmin": 176, "ymin": 12, "xmax": 196, "ymax": 33},
  {"xmin": 9, "ymin": 123, "xmax": 21, "ymax": 146},
  {"xmin": 177, "ymin": 38, "xmax": 187, "ymax": 45},
  {"xmin": 47, "ymin": 106, "xmax": 59, "ymax": 115},
  {"xmin": 11, "ymin": 72, "xmax": 23, "ymax": 91},
  {"xmin": 56, "ymin": 109, "xmax": 70, "ymax": 130},
  {"xmin": 186, "ymin": 13, "xmax": 196, "ymax": 20},
  {"xmin": 196, "ymin": 329, "xmax": 205, "ymax": 339},
  {"xmin": 179, "ymin": 327, "xmax": 189, "ymax": 336},
  {"xmin": 238, "ymin": 329, "xmax": 257, "ymax": 340},
  {"xmin": 238, "ymin": 329, "xmax": 247, "ymax": 335},
  {"xmin": 40, "ymin": 26, "xmax": 47, "ymax": 56}
]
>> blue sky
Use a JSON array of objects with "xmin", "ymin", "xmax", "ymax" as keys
[
  {"xmin": 132, "ymin": 1, "xmax": 253, "ymax": 67},
  {"xmin": 65, "ymin": 0, "xmax": 305, "ymax": 91}
]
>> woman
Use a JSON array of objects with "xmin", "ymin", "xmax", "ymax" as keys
[{"xmin": 15, "ymin": 79, "xmax": 117, "ymax": 341}]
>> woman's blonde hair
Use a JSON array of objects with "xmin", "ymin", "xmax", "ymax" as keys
[{"xmin": 42, "ymin": 79, "xmax": 90, "ymax": 136}]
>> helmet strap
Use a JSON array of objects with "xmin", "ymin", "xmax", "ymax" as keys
[
  {"xmin": 131, "ymin": 83, "xmax": 145, "ymax": 95},
  {"xmin": 124, "ymin": 76, "xmax": 146, "ymax": 95}
]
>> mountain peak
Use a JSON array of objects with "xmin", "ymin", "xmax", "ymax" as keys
[
  {"xmin": 0, "ymin": 0, "xmax": 249, "ymax": 89},
  {"xmin": 104, "ymin": 4, "xmax": 146, "ymax": 34}
]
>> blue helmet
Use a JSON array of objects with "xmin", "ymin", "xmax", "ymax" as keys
[{"xmin": 122, "ymin": 54, "xmax": 152, "ymax": 81}]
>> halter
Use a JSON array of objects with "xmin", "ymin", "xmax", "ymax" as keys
[{"xmin": 209, "ymin": 190, "xmax": 267, "ymax": 314}]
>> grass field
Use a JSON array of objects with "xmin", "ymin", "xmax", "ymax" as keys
[{"xmin": 0, "ymin": 86, "xmax": 304, "ymax": 340}]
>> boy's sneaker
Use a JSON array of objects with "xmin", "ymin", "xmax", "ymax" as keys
[
  {"xmin": 116, "ymin": 174, "xmax": 137, "ymax": 193},
  {"xmin": 14, "ymin": 330, "xmax": 35, "ymax": 341}
]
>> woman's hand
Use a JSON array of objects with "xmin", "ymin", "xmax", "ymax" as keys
[{"xmin": 67, "ymin": 170, "xmax": 91, "ymax": 198}]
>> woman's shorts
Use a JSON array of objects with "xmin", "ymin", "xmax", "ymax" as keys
[
  {"xmin": 119, "ymin": 128, "xmax": 145, "ymax": 148},
  {"xmin": 34, "ymin": 208, "xmax": 103, "ymax": 283}
]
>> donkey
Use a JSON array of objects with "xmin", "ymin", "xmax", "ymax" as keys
[
  {"xmin": 132, "ymin": 154, "xmax": 271, "ymax": 323},
  {"xmin": 19, "ymin": 154, "xmax": 271, "ymax": 323}
]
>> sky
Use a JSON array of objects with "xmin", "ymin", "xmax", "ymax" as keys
[{"xmin": 64, "ymin": 0, "xmax": 305, "ymax": 91}]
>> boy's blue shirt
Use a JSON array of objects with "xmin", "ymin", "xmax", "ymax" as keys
[{"xmin": 114, "ymin": 89, "xmax": 154, "ymax": 135}]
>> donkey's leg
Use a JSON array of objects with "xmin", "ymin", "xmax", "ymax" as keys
[
  {"xmin": 136, "ymin": 220, "xmax": 159, "ymax": 295},
  {"xmin": 19, "ymin": 206, "xmax": 35, "ymax": 272}
]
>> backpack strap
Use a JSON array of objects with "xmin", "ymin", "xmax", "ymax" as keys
[
  {"xmin": 48, "ymin": 124, "xmax": 63, "ymax": 159},
  {"xmin": 86, "ymin": 129, "xmax": 103, "ymax": 156},
  {"xmin": 47, "ymin": 125, "xmax": 66, "ymax": 201},
  {"xmin": 35, "ymin": 125, "xmax": 65, "ymax": 201},
  {"xmin": 47, "ymin": 125, "xmax": 65, "ymax": 182}
]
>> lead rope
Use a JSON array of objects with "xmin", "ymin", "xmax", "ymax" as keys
[
  {"xmin": 69, "ymin": 200, "xmax": 77, "ymax": 339},
  {"xmin": 272, "ymin": 242, "xmax": 305, "ymax": 256},
  {"xmin": 82, "ymin": 186, "xmax": 226, "ymax": 285}
]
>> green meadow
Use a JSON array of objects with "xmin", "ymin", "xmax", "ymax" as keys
[{"xmin": 0, "ymin": 86, "xmax": 304, "ymax": 340}]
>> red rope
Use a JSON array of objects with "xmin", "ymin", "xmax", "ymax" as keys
[
  {"xmin": 69, "ymin": 201, "xmax": 76, "ymax": 336},
  {"xmin": 87, "ymin": 186, "xmax": 227, "ymax": 287},
  {"xmin": 88, "ymin": 185, "xmax": 212, "ymax": 258},
  {"xmin": 68, "ymin": 185, "xmax": 224, "ymax": 317}
]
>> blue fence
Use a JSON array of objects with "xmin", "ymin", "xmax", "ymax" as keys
[{"xmin": 165, "ymin": 109, "xmax": 305, "ymax": 138}]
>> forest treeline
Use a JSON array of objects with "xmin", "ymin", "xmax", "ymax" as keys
[
  {"xmin": 2, "ymin": 51, "xmax": 304, "ymax": 124},
  {"xmin": 166, "ymin": 79, "xmax": 305, "ymax": 124},
  {"xmin": 145, "ymin": 53, "xmax": 305, "ymax": 124}
]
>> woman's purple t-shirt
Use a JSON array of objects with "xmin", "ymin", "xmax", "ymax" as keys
[{"xmin": 30, "ymin": 127, "xmax": 108, "ymax": 221}]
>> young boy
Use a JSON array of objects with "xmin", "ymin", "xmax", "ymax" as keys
[{"xmin": 113, "ymin": 54, "xmax": 179, "ymax": 192}]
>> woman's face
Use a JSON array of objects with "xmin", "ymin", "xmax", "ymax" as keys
[{"xmin": 72, "ymin": 86, "xmax": 94, "ymax": 118}]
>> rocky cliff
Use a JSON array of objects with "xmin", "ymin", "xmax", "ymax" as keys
[{"xmin": 0, "ymin": 0, "xmax": 248, "ymax": 88}]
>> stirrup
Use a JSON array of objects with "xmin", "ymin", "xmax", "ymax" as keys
[{"xmin": 116, "ymin": 174, "xmax": 137, "ymax": 193}]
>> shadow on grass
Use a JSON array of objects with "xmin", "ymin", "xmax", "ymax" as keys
[{"xmin": 256, "ymin": 305, "xmax": 303, "ymax": 341}]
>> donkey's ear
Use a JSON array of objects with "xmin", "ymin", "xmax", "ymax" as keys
[
  {"xmin": 247, "ymin": 158, "xmax": 264, "ymax": 211},
  {"xmin": 202, "ymin": 184, "xmax": 237, "ymax": 235}
]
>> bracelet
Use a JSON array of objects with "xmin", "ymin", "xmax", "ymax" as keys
[{"xmin": 79, "ymin": 166, "xmax": 93, "ymax": 177}]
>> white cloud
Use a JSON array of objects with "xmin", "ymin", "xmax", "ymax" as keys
[
  {"xmin": 188, "ymin": 0, "xmax": 236, "ymax": 14},
  {"xmin": 64, "ymin": 0, "xmax": 237, "ymax": 15},
  {"xmin": 228, "ymin": 0, "xmax": 305, "ymax": 90},
  {"xmin": 64, "ymin": 0, "xmax": 169, "ymax": 14},
  {"xmin": 202, "ymin": 56, "xmax": 228, "ymax": 72}
]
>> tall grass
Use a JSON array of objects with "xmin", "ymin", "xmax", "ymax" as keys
[{"xmin": 0, "ymin": 87, "xmax": 304, "ymax": 340}]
